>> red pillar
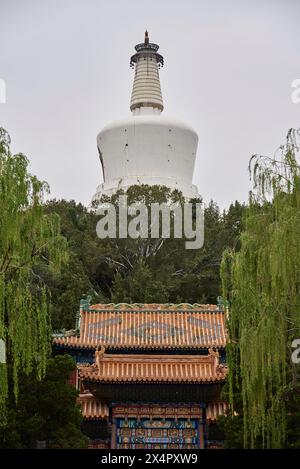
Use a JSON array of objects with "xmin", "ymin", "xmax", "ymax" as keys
[
  {"xmin": 199, "ymin": 419, "xmax": 205, "ymax": 449},
  {"xmin": 110, "ymin": 420, "xmax": 117, "ymax": 449},
  {"xmin": 198, "ymin": 408, "xmax": 205, "ymax": 449}
]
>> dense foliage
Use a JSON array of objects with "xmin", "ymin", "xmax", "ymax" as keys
[
  {"xmin": 0, "ymin": 129, "xmax": 67, "ymax": 421},
  {"xmin": 221, "ymin": 129, "xmax": 300, "ymax": 448},
  {"xmin": 0, "ymin": 355, "xmax": 88, "ymax": 448}
]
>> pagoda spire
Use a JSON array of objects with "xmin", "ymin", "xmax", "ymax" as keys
[{"xmin": 130, "ymin": 31, "xmax": 164, "ymax": 113}]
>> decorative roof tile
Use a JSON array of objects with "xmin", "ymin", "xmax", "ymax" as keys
[
  {"xmin": 78, "ymin": 393, "xmax": 109, "ymax": 420},
  {"xmin": 78, "ymin": 348, "xmax": 227, "ymax": 384},
  {"xmin": 54, "ymin": 303, "xmax": 227, "ymax": 350}
]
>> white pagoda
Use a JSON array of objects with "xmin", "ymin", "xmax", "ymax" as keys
[{"xmin": 92, "ymin": 31, "xmax": 200, "ymax": 203}]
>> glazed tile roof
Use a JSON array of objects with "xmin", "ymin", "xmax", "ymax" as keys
[
  {"xmin": 78, "ymin": 393, "xmax": 109, "ymax": 420},
  {"xmin": 78, "ymin": 393, "xmax": 227, "ymax": 421},
  {"xmin": 78, "ymin": 348, "xmax": 228, "ymax": 384},
  {"xmin": 206, "ymin": 402, "xmax": 227, "ymax": 421},
  {"xmin": 54, "ymin": 303, "xmax": 227, "ymax": 350}
]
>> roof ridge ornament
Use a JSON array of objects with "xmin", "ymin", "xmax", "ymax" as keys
[
  {"xmin": 95, "ymin": 345, "xmax": 106, "ymax": 375},
  {"xmin": 145, "ymin": 29, "xmax": 149, "ymax": 44}
]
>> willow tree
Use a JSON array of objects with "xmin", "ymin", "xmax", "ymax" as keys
[
  {"xmin": 221, "ymin": 128, "xmax": 300, "ymax": 448},
  {"xmin": 0, "ymin": 128, "xmax": 67, "ymax": 421}
]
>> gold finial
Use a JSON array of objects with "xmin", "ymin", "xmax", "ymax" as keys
[{"xmin": 145, "ymin": 30, "xmax": 149, "ymax": 44}]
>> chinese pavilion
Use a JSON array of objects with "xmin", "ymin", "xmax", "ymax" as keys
[{"xmin": 54, "ymin": 300, "xmax": 228, "ymax": 449}]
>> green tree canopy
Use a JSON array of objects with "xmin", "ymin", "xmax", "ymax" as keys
[
  {"xmin": 0, "ymin": 355, "xmax": 87, "ymax": 448},
  {"xmin": 0, "ymin": 128, "xmax": 67, "ymax": 418},
  {"xmin": 221, "ymin": 128, "xmax": 300, "ymax": 448},
  {"xmin": 44, "ymin": 187, "xmax": 245, "ymax": 324}
]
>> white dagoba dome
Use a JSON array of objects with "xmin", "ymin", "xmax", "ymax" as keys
[{"xmin": 92, "ymin": 31, "xmax": 200, "ymax": 203}]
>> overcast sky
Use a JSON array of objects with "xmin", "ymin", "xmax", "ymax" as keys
[{"xmin": 0, "ymin": 0, "xmax": 299, "ymax": 209}]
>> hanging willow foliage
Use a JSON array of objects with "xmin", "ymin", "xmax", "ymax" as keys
[
  {"xmin": 0, "ymin": 128, "xmax": 67, "ymax": 423},
  {"xmin": 221, "ymin": 128, "xmax": 300, "ymax": 448}
]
